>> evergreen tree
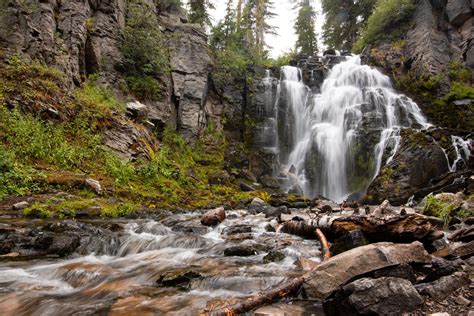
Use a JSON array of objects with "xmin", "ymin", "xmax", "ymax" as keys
[
  {"xmin": 294, "ymin": 0, "xmax": 318, "ymax": 55},
  {"xmin": 321, "ymin": 0, "xmax": 376, "ymax": 51},
  {"xmin": 240, "ymin": 0, "xmax": 276, "ymax": 56},
  {"xmin": 188, "ymin": 0, "xmax": 215, "ymax": 26}
]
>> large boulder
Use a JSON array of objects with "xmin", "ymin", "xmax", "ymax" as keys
[
  {"xmin": 366, "ymin": 129, "xmax": 450, "ymax": 205},
  {"xmin": 324, "ymin": 277, "xmax": 423, "ymax": 315},
  {"xmin": 304, "ymin": 242, "xmax": 432, "ymax": 300}
]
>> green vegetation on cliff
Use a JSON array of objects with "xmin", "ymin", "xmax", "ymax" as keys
[
  {"xmin": 0, "ymin": 56, "xmax": 259, "ymax": 214},
  {"xmin": 353, "ymin": 0, "xmax": 415, "ymax": 52}
]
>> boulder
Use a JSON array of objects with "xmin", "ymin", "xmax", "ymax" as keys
[
  {"xmin": 446, "ymin": 0, "xmax": 472, "ymax": 26},
  {"xmin": 415, "ymin": 272, "xmax": 471, "ymax": 299},
  {"xmin": 449, "ymin": 240, "xmax": 474, "ymax": 257},
  {"xmin": 126, "ymin": 101, "xmax": 148, "ymax": 121},
  {"xmin": 262, "ymin": 250, "xmax": 285, "ymax": 263},
  {"xmin": 222, "ymin": 225, "xmax": 252, "ymax": 236},
  {"xmin": 304, "ymin": 242, "xmax": 432, "ymax": 300},
  {"xmin": 323, "ymin": 277, "xmax": 423, "ymax": 315},
  {"xmin": 248, "ymin": 197, "xmax": 277, "ymax": 216},
  {"xmin": 200, "ymin": 207, "xmax": 226, "ymax": 227},
  {"xmin": 224, "ymin": 245, "xmax": 258, "ymax": 257}
]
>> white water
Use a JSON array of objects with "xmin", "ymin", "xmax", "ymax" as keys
[
  {"xmin": 270, "ymin": 56, "xmax": 430, "ymax": 202},
  {"xmin": 446, "ymin": 136, "xmax": 472, "ymax": 172}
]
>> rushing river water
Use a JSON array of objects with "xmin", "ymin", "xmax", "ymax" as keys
[{"xmin": 0, "ymin": 211, "xmax": 322, "ymax": 315}]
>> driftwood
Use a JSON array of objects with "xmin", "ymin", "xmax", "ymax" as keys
[
  {"xmin": 203, "ymin": 277, "xmax": 305, "ymax": 316},
  {"xmin": 203, "ymin": 229, "xmax": 331, "ymax": 315},
  {"xmin": 316, "ymin": 228, "xmax": 331, "ymax": 260}
]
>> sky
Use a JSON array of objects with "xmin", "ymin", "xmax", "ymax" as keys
[{"xmin": 208, "ymin": 0, "xmax": 324, "ymax": 58}]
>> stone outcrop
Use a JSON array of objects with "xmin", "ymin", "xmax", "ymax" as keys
[
  {"xmin": 323, "ymin": 277, "xmax": 424, "ymax": 315},
  {"xmin": 304, "ymin": 241, "xmax": 431, "ymax": 300},
  {"xmin": 0, "ymin": 0, "xmax": 214, "ymax": 150},
  {"xmin": 366, "ymin": 129, "xmax": 453, "ymax": 205}
]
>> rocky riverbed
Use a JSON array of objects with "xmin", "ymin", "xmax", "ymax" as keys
[{"xmin": 0, "ymin": 196, "xmax": 472, "ymax": 315}]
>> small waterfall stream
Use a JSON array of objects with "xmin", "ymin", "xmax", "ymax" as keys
[{"xmin": 266, "ymin": 56, "xmax": 431, "ymax": 202}]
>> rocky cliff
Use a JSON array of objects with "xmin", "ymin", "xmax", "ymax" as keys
[{"xmin": 0, "ymin": 0, "xmax": 215, "ymax": 156}]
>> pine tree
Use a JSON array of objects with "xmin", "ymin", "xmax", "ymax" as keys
[
  {"xmin": 188, "ymin": 0, "xmax": 215, "ymax": 26},
  {"xmin": 321, "ymin": 0, "xmax": 376, "ymax": 51},
  {"xmin": 294, "ymin": 0, "xmax": 318, "ymax": 55}
]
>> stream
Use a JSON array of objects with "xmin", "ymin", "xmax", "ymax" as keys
[{"xmin": 0, "ymin": 210, "xmax": 323, "ymax": 315}]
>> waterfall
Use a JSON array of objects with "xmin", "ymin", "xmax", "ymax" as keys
[{"xmin": 267, "ymin": 55, "xmax": 431, "ymax": 202}]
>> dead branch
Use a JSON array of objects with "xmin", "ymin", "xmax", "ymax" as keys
[
  {"xmin": 316, "ymin": 228, "xmax": 331, "ymax": 260},
  {"xmin": 203, "ymin": 277, "xmax": 305, "ymax": 316}
]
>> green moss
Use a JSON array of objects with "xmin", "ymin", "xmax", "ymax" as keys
[
  {"xmin": 100, "ymin": 201, "xmax": 138, "ymax": 218},
  {"xmin": 23, "ymin": 203, "xmax": 53, "ymax": 218},
  {"xmin": 449, "ymin": 62, "xmax": 471, "ymax": 82}
]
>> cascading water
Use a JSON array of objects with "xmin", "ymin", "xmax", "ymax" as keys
[{"xmin": 268, "ymin": 56, "xmax": 431, "ymax": 202}]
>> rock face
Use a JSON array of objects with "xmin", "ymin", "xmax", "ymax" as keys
[
  {"xmin": 324, "ymin": 277, "xmax": 424, "ymax": 315},
  {"xmin": 0, "ymin": 0, "xmax": 214, "ymax": 148},
  {"xmin": 304, "ymin": 241, "xmax": 432, "ymax": 300},
  {"xmin": 366, "ymin": 129, "xmax": 451, "ymax": 205}
]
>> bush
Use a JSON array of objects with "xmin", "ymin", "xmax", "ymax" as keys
[
  {"xmin": 353, "ymin": 0, "xmax": 416, "ymax": 52},
  {"xmin": 423, "ymin": 195, "xmax": 457, "ymax": 226},
  {"xmin": 126, "ymin": 75, "xmax": 161, "ymax": 100},
  {"xmin": 120, "ymin": 0, "xmax": 169, "ymax": 93}
]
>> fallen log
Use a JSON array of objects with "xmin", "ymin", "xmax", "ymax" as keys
[{"xmin": 203, "ymin": 276, "xmax": 305, "ymax": 316}]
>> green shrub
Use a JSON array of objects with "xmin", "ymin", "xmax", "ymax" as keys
[
  {"xmin": 126, "ymin": 75, "xmax": 161, "ymax": 100},
  {"xmin": 105, "ymin": 153, "xmax": 136, "ymax": 185},
  {"xmin": 449, "ymin": 62, "xmax": 471, "ymax": 82},
  {"xmin": 353, "ymin": 0, "xmax": 416, "ymax": 52},
  {"xmin": 120, "ymin": 0, "xmax": 169, "ymax": 78}
]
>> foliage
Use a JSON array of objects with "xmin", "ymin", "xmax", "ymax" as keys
[
  {"xmin": 100, "ymin": 201, "xmax": 137, "ymax": 218},
  {"xmin": 188, "ymin": 0, "xmax": 215, "ymax": 26},
  {"xmin": 423, "ymin": 195, "xmax": 457, "ymax": 227},
  {"xmin": 125, "ymin": 75, "xmax": 161, "ymax": 101},
  {"xmin": 294, "ymin": 0, "xmax": 318, "ymax": 55},
  {"xmin": 449, "ymin": 62, "xmax": 472, "ymax": 82},
  {"xmin": 120, "ymin": 0, "xmax": 168, "ymax": 99},
  {"xmin": 75, "ymin": 76, "xmax": 126, "ymax": 116},
  {"xmin": 0, "ymin": 106, "xmax": 102, "ymax": 170},
  {"xmin": 353, "ymin": 0, "xmax": 415, "ymax": 52},
  {"xmin": 321, "ymin": 0, "xmax": 376, "ymax": 51}
]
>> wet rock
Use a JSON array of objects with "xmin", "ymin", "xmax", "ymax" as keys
[
  {"xmin": 224, "ymin": 245, "xmax": 258, "ymax": 257},
  {"xmin": 323, "ymin": 277, "xmax": 423, "ymax": 315},
  {"xmin": 222, "ymin": 225, "xmax": 252, "ymax": 236},
  {"xmin": 248, "ymin": 197, "xmax": 277, "ymax": 216},
  {"xmin": 171, "ymin": 226, "xmax": 208, "ymax": 235},
  {"xmin": 200, "ymin": 207, "xmax": 226, "ymax": 226},
  {"xmin": 304, "ymin": 242, "xmax": 432, "ymax": 300},
  {"xmin": 12, "ymin": 201, "xmax": 29, "ymax": 210},
  {"xmin": 157, "ymin": 269, "xmax": 203, "ymax": 288},
  {"xmin": 264, "ymin": 224, "xmax": 276, "ymax": 232},
  {"xmin": 415, "ymin": 272, "xmax": 471, "ymax": 299},
  {"xmin": 263, "ymin": 251, "xmax": 285, "ymax": 263},
  {"xmin": 265, "ymin": 206, "xmax": 289, "ymax": 218}
]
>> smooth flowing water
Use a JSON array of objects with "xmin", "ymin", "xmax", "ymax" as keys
[
  {"xmin": 0, "ymin": 212, "xmax": 322, "ymax": 315},
  {"xmin": 268, "ymin": 56, "xmax": 430, "ymax": 202}
]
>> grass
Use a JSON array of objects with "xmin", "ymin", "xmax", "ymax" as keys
[
  {"xmin": 423, "ymin": 195, "xmax": 461, "ymax": 227},
  {"xmin": 0, "ymin": 55, "xmax": 268, "ymax": 216}
]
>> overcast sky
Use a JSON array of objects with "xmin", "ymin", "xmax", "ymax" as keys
[{"xmin": 208, "ymin": 0, "xmax": 324, "ymax": 58}]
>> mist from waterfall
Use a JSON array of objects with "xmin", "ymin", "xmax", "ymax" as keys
[{"xmin": 267, "ymin": 56, "xmax": 430, "ymax": 202}]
